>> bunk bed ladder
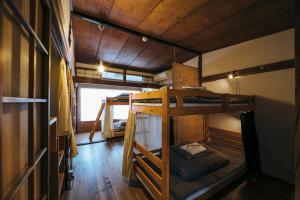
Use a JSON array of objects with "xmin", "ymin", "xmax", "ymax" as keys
[{"xmin": 89, "ymin": 102, "xmax": 105, "ymax": 142}]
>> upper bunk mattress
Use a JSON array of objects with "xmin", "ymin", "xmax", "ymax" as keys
[
  {"xmin": 170, "ymin": 142, "xmax": 245, "ymax": 200},
  {"xmin": 132, "ymin": 96, "xmax": 252, "ymax": 107}
]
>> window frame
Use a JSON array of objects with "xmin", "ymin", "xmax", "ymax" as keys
[{"xmin": 101, "ymin": 71, "xmax": 124, "ymax": 81}]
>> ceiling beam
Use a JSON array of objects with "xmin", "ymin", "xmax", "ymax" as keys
[
  {"xmin": 71, "ymin": 10, "xmax": 201, "ymax": 55},
  {"xmin": 202, "ymin": 59, "xmax": 294, "ymax": 82}
]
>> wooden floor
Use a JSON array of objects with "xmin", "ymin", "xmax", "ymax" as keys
[
  {"xmin": 63, "ymin": 138, "xmax": 148, "ymax": 200},
  {"xmin": 63, "ymin": 139, "xmax": 293, "ymax": 200},
  {"xmin": 76, "ymin": 131, "xmax": 105, "ymax": 145}
]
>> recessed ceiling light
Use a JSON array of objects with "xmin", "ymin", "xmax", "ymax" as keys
[
  {"xmin": 142, "ymin": 36, "xmax": 148, "ymax": 42},
  {"xmin": 98, "ymin": 24, "xmax": 105, "ymax": 31}
]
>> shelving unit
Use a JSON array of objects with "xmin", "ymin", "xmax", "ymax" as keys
[
  {"xmin": 58, "ymin": 172, "xmax": 65, "ymax": 194},
  {"xmin": 1, "ymin": 0, "xmax": 74, "ymax": 199},
  {"xmin": 49, "ymin": 117, "xmax": 68, "ymax": 199},
  {"xmin": 49, "ymin": 26, "xmax": 75, "ymax": 197},
  {"xmin": 0, "ymin": 0, "xmax": 51, "ymax": 199},
  {"xmin": 58, "ymin": 150, "xmax": 64, "ymax": 167},
  {"xmin": 2, "ymin": 97, "xmax": 48, "ymax": 103}
]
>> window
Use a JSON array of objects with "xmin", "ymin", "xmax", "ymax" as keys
[
  {"xmin": 126, "ymin": 74, "xmax": 143, "ymax": 82},
  {"xmin": 143, "ymin": 76, "xmax": 153, "ymax": 83},
  {"xmin": 113, "ymin": 105, "xmax": 129, "ymax": 120},
  {"xmin": 102, "ymin": 71, "xmax": 123, "ymax": 81},
  {"xmin": 80, "ymin": 88, "xmax": 139, "ymax": 121}
]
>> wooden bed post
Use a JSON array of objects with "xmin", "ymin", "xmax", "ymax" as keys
[
  {"xmin": 198, "ymin": 54, "xmax": 209, "ymax": 141},
  {"xmin": 198, "ymin": 54, "xmax": 202, "ymax": 86},
  {"xmin": 129, "ymin": 93, "xmax": 132, "ymax": 110},
  {"xmin": 161, "ymin": 86, "xmax": 170, "ymax": 200}
]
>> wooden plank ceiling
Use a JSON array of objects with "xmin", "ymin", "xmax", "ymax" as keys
[{"xmin": 72, "ymin": 0, "xmax": 294, "ymax": 73}]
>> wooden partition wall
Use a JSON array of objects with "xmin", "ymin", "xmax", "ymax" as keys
[
  {"xmin": 0, "ymin": 0, "xmax": 51, "ymax": 199},
  {"xmin": 171, "ymin": 63, "xmax": 206, "ymax": 144}
]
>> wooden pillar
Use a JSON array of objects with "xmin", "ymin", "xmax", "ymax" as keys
[
  {"xmin": 0, "ymin": 81, "xmax": 2, "ymax": 198},
  {"xmin": 28, "ymin": 0, "xmax": 38, "ymax": 199},
  {"xmin": 198, "ymin": 54, "xmax": 203, "ymax": 86},
  {"xmin": 0, "ymin": 2, "xmax": 3, "ymax": 197},
  {"xmin": 161, "ymin": 86, "xmax": 169, "ymax": 200},
  {"xmin": 295, "ymin": 0, "xmax": 300, "ymax": 198},
  {"xmin": 41, "ymin": 0, "xmax": 51, "ymax": 197},
  {"xmin": 75, "ymin": 85, "xmax": 79, "ymax": 134},
  {"xmin": 123, "ymin": 69, "xmax": 126, "ymax": 83},
  {"xmin": 198, "ymin": 55, "xmax": 208, "ymax": 141}
]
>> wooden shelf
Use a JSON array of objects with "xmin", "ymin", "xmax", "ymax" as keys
[
  {"xmin": 2, "ymin": 97, "xmax": 47, "ymax": 103},
  {"xmin": 58, "ymin": 150, "xmax": 64, "ymax": 167},
  {"xmin": 49, "ymin": 117, "xmax": 57, "ymax": 126},
  {"xmin": 58, "ymin": 173, "xmax": 64, "ymax": 194},
  {"xmin": 5, "ymin": 0, "xmax": 48, "ymax": 55},
  {"xmin": 2, "ymin": 148, "xmax": 47, "ymax": 200}
]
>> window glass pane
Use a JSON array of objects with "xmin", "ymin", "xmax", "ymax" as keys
[
  {"xmin": 80, "ymin": 88, "xmax": 139, "ymax": 121},
  {"xmin": 113, "ymin": 105, "xmax": 129, "ymax": 119},
  {"xmin": 102, "ymin": 71, "xmax": 123, "ymax": 80},
  {"xmin": 126, "ymin": 74, "xmax": 143, "ymax": 82}
]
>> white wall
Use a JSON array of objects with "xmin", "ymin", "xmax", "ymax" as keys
[
  {"xmin": 183, "ymin": 56, "xmax": 199, "ymax": 68},
  {"xmin": 61, "ymin": 0, "xmax": 71, "ymax": 44},
  {"xmin": 202, "ymin": 29, "xmax": 294, "ymax": 76},
  {"xmin": 184, "ymin": 29, "xmax": 295, "ymax": 184}
]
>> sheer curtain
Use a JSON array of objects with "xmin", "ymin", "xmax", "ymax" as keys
[
  {"xmin": 101, "ymin": 103, "xmax": 113, "ymax": 139},
  {"xmin": 135, "ymin": 113, "xmax": 162, "ymax": 151},
  {"xmin": 122, "ymin": 112, "xmax": 162, "ymax": 181}
]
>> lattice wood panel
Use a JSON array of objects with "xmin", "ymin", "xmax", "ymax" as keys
[
  {"xmin": 171, "ymin": 63, "xmax": 205, "ymax": 145},
  {"xmin": 171, "ymin": 62, "xmax": 199, "ymax": 89}
]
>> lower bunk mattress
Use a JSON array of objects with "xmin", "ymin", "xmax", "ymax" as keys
[{"xmin": 170, "ymin": 143, "xmax": 246, "ymax": 200}]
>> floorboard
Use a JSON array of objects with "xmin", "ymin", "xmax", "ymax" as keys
[
  {"xmin": 76, "ymin": 131, "xmax": 105, "ymax": 145},
  {"xmin": 63, "ymin": 138, "xmax": 148, "ymax": 200}
]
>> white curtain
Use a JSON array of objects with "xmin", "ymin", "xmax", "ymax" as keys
[
  {"xmin": 122, "ymin": 112, "xmax": 162, "ymax": 181},
  {"xmin": 101, "ymin": 103, "xmax": 113, "ymax": 139},
  {"xmin": 135, "ymin": 113, "xmax": 162, "ymax": 151}
]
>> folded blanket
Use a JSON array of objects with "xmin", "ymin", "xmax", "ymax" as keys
[
  {"xmin": 174, "ymin": 143, "xmax": 213, "ymax": 160},
  {"xmin": 180, "ymin": 142, "xmax": 207, "ymax": 155}
]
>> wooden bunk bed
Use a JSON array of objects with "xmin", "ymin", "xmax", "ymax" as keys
[
  {"xmin": 129, "ymin": 87, "xmax": 254, "ymax": 200},
  {"xmin": 90, "ymin": 95, "xmax": 129, "ymax": 141},
  {"xmin": 106, "ymin": 95, "xmax": 129, "ymax": 138}
]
